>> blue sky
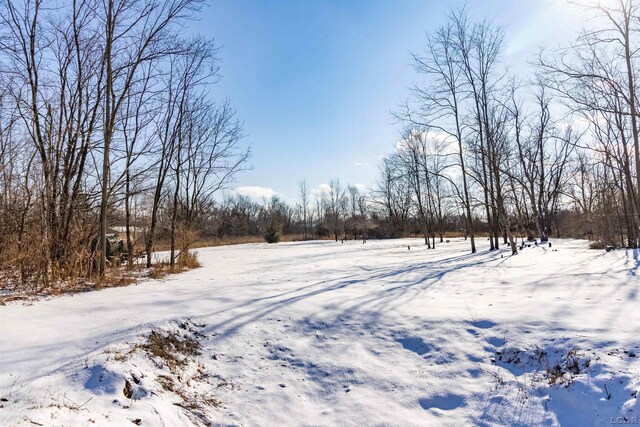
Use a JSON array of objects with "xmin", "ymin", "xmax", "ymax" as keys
[{"xmin": 194, "ymin": 0, "xmax": 587, "ymax": 203}]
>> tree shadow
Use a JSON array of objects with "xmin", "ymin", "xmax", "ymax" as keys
[
  {"xmin": 196, "ymin": 250, "xmax": 498, "ymax": 340},
  {"xmin": 627, "ymin": 248, "xmax": 639, "ymax": 277}
]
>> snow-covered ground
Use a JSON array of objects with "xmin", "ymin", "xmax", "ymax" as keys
[{"xmin": 1, "ymin": 238, "xmax": 639, "ymax": 426}]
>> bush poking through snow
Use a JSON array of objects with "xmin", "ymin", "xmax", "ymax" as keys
[
  {"xmin": 148, "ymin": 263, "xmax": 170, "ymax": 279},
  {"xmin": 588, "ymin": 240, "xmax": 608, "ymax": 250},
  {"xmin": 496, "ymin": 345, "xmax": 591, "ymax": 387},
  {"xmin": 142, "ymin": 329, "xmax": 202, "ymax": 374},
  {"xmin": 545, "ymin": 348, "xmax": 591, "ymax": 386},
  {"xmin": 136, "ymin": 321, "xmax": 224, "ymax": 425},
  {"xmin": 120, "ymin": 320, "xmax": 223, "ymax": 425},
  {"xmin": 178, "ymin": 250, "xmax": 201, "ymax": 270},
  {"xmin": 264, "ymin": 220, "xmax": 281, "ymax": 244},
  {"xmin": 147, "ymin": 252, "xmax": 201, "ymax": 279},
  {"xmin": 123, "ymin": 379, "xmax": 133, "ymax": 399},
  {"xmin": 173, "ymin": 395, "xmax": 222, "ymax": 425}
]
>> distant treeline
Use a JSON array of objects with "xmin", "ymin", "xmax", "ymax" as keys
[{"xmin": 1, "ymin": 0, "xmax": 639, "ymax": 293}]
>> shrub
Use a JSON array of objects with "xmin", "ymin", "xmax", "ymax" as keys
[
  {"xmin": 589, "ymin": 240, "xmax": 607, "ymax": 250},
  {"xmin": 178, "ymin": 250, "xmax": 201, "ymax": 269},
  {"xmin": 264, "ymin": 220, "xmax": 281, "ymax": 244}
]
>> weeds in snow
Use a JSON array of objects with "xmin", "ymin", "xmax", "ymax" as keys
[
  {"xmin": 496, "ymin": 345, "xmax": 592, "ymax": 387},
  {"xmin": 142, "ymin": 329, "xmax": 202, "ymax": 374},
  {"xmin": 0, "ymin": 252, "xmax": 201, "ymax": 303}
]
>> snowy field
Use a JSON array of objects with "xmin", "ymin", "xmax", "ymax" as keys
[{"xmin": 1, "ymin": 238, "xmax": 639, "ymax": 426}]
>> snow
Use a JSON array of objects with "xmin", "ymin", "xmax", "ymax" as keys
[
  {"xmin": 111, "ymin": 226, "xmax": 144, "ymax": 234},
  {"xmin": 0, "ymin": 238, "xmax": 639, "ymax": 426}
]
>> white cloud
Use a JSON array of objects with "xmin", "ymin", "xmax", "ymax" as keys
[
  {"xmin": 313, "ymin": 183, "xmax": 331, "ymax": 196},
  {"xmin": 354, "ymin": 183, "xmax": 367, "ymax": 192},
  {"xmin": 310, "ymin": 184, "xmax": 332, "ymax": 201},
  {"xmin": 309, "ymin": 183, "xmax": 368, "ymax": 201},
  {"xmin": 235, "ymin": 186, "xmax": 277, "ymax": 200},
  {"xmin": 395, "ymin": 129, "xmax": 456, "ymax": 155}
]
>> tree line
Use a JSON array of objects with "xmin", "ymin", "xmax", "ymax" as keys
[
  {"xmin": 249, "ymin": 1, "xmax": 640, "ymax": 254},
  {"xmin": 390, "ymin": 2, "xmax": 640, "ymax": 254},
  {"xmin": 1, "ymin": 0, "xmax": 638, "ymax": 293},
  {"xmin": 0, "ymin": 0, "xmax": 248, "ymax": 290}
]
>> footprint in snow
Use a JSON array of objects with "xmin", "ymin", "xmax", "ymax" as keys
[
  {"xmin": 467, "ymin": 368, "xmax": 482, "ymax": 378},
  {"xmin": 486, "ymin": 336, "xmax": 506, "ymax": 348},
  {"xmin": 396, "ymin": 336, "xmax": 430, "ymax": 356},
  {"xmin": 419, "ymin": 394, "xmax": 466, "ymax": 411},
  {"xmin": 469, "ymin": 320, "xmax": 496, "ymax": 329}
]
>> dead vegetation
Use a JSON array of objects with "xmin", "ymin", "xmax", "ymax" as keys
[
  {"xmin": 545, "ymin": 349, "xmax": 591, "ymax": 386},
  {"xmin": 137, "ymin": 320, "xmax": 224, "ymax": 424},
  {"xmin": 173, "ymin": 395, "xmax": 221, "ymax": 426},
  {"xmin": 146, "ymin": 251, "xmax": 200, "ymax": 280},
  {"xmin": 142, "ymin": 328, "xmax": 202, "ymax": 374},
  {"xmin": 0, "ymin": 251, "xmax": 201, "ymax": 304},
  {"xmin": 92, "ymin": 320, "xmax": 227, "ymax": 426},
  {"xmin": 589, "ymin": 240, "xmax": 608, "ymax": 250},
  {"xmin": 177, "ymin": 250, "xmax": 201, "ymax": 270},
  {"xmin": 495, "ymin": 345, "xmax": 592, "ymax": 387}
]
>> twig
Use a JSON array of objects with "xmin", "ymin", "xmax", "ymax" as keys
[
  {"xmin": 77, "ymin": 396, "xmax": 93, "ymax": 410},
  {"xmin": 604, "ymin": 383, "xmax": 611, "ymax": 400}
]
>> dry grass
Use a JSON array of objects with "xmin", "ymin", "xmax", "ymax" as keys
[
  {"xmin": 142, "ymin": 329, "xmax": 202, "ymax": 374},
  {"xmin": 152, "ymin": 236, "xmax": 261, "ymax": 251},
  {"xmin": 141, "ymin": 323, "xmax": 221, "ymax": 423},
  {"xmin": 96, "ymin": 274, "xmax": 137, "ymax": 290},
  {"xmin": 0, "ymin": 270, "xmax": 140, "ymax": 302},
  {"xmin": 0, "ymin": 294, "xmax": 29, "ymax": 305},
  {"xmin": 147, "ymin": 250, "xmax": 201, "ymax": 279},
  {"xmin": 0, "ymin": 249, "xmax": 202, "ymax": 302},
  {"xmin": 404, "ymin": 231, "xmax": 497, "ymax": 239},
  {"xmin": 177, "ymin": 250, "xmax": 201, "ymax": 269},
  {"xmin": 157, "ymin": 365, "xmax": 222, "ymax": 422},
  {"xmin": 545, "ymin": 348, "xmax": 590, "ymax": 386},
  {"xmin": 157, "ymin": 375, "xmax": 181, "ymax": 395},
  {"xmin": 173, "ymin": 394, "xmax": 221, "ymax": 424},
  {"xmin": 151, "ymin": 232, "xmax": 494, "ymax": 252},
  {"xmin": 589, "ymin": 240, "xmax": 608, "ymax": 250},
  {"xmin": 151, "ymin": 234, "xmax": 337, "ymax": 251},
  {"xmin": 148, "ymin": 263, "xmax": 171, "ymax": 280}
]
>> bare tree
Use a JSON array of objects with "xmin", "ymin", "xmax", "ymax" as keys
[
  {"xmin": 375, "ymin": 154, "xmax": 412, "ymax": 237},
  {"xmin": 299, "ymin": 179, "xmax": 310, "ymax": 240},
  {"xmin": 347, "ymin": 184, "xmax": 360, "ymax": 240},
  {"xmin": 403, "ymin": 12, "xmax": 477, "ymax": 253},
  {"xmin": 357, "ymin": 194, "xmax": 369, "ymax": 243},
  {"xmin": 539, "ymin": 0, "xmax": 639, "ymax": 247},
  {"xmin": 98, "ymin": 0, "xmax": 204, "ymax": 275},
  {"xmin": 325, "ymin": 179, "xmax": 346, "ymax": 241}
]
